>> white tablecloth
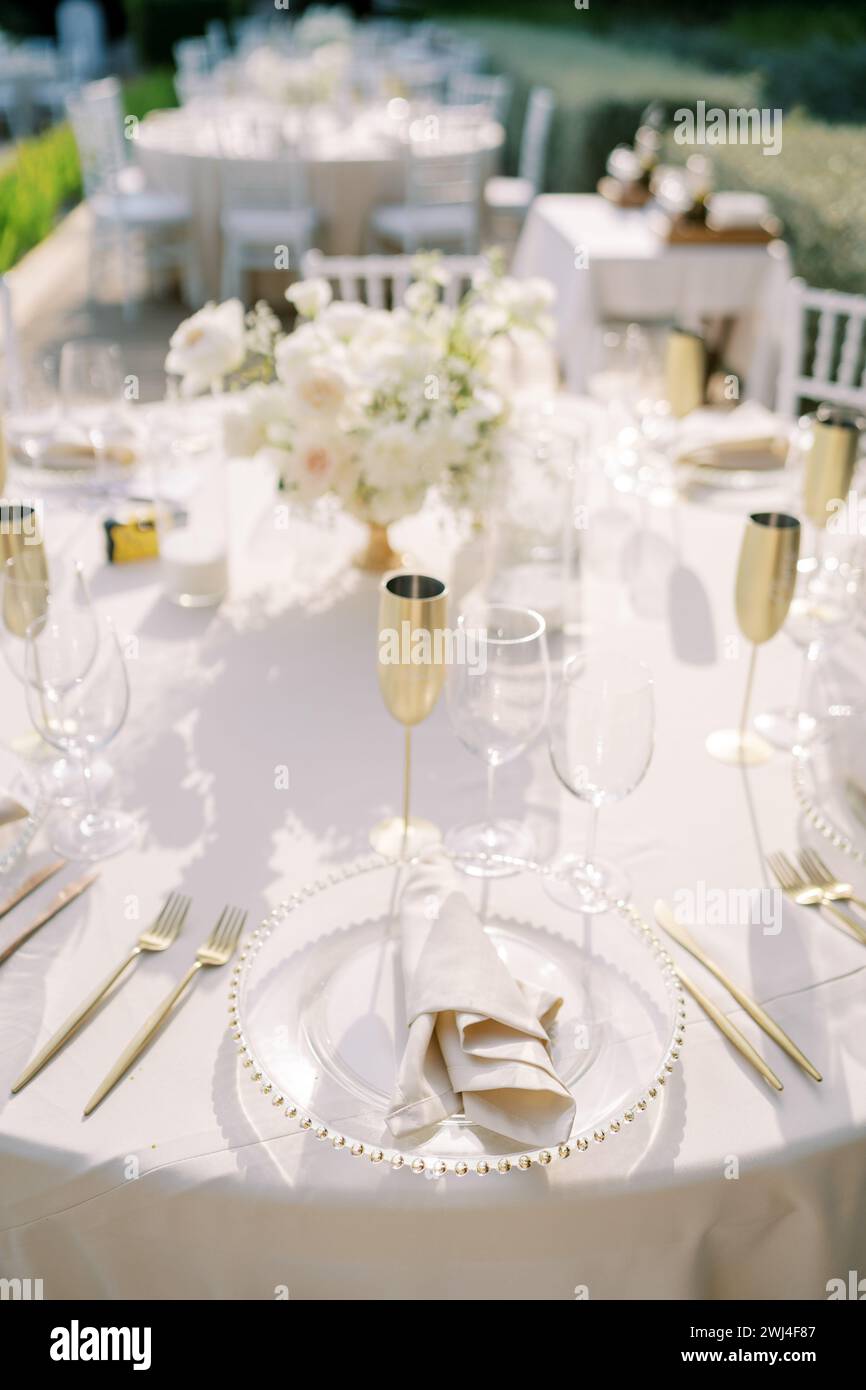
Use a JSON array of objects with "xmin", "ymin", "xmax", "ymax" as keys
[
  {"xmin": 0, "ymin": 402, "xmax": 864, "ymax": 1300},
  {"xmin": 513, "ymin": 196, "xmax": 792, "ymax": 408},
  {"xmin": 136, "ymin": 108, "xmax": 504, "ymax": 301}
]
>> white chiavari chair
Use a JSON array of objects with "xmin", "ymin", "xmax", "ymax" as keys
[
  {"xmin": 66, "ymin": 78, "xmax": 198, "ymax": 319},
  {"xmin": 369, "ymin": 138, "xmax": 483, "ymax": 254},
  {"xmin": 484, "ymin": 86, "xmax": 554, "ymax": 223},
  {"xmin": 301, "ymin": 250, "xmax": 486, "ymax": 309},
  {"xmin": 776, "ymin": 278, "xmax": 866, "ymax": 419},
  {"xmin": 220, "ymin": 158, "xmax": 318, "ymax": 300}
]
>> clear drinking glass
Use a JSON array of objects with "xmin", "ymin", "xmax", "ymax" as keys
[
  {"xmin": 445, "ymin": 603, "xmax": 550, "ymax": 877},
  {"xmin": 24, "ymin": 610, "xmax": 137, "ymax": 860},
  {"xmin": 548, "ymin": 649, "xmax": 654, "ymax": 912},
  {"xmin": 58, "ymin": 339, "xmax": 126, "ymax": 492},
  {"xmin": 1, "ymin": 552, "xmax": 106, "ymax": 805},
  {"xmin": 154, "ymin": 449, "xmax": 229, "ymax": 608}
]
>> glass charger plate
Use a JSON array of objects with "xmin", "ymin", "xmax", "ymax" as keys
[
  {"xmin": 0, "ymin": 746, "xmax": 48, "ymax": 874},
  {"xmin": 231, "ymin": 856, "xmax": 685, "ymax": 1177},
  {"xmin": 794, "ymin": 739, "xmax": 866, "ymax": 866}
]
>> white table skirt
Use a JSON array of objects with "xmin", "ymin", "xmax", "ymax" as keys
[
  {"xmin": 513, "ymin": 196, "xmax": 792, "ymax": 408},
  {"xmin": 0, "ymin": 403, "xmax": 864, "ymax": 1300},
  {"xmin": 136, "ymin": 111, "xmax": 504, "ymax": 301}
]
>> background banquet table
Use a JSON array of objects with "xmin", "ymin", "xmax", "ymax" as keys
[
  {"xmin": 0, "ymin": 400, "xmax": 864, "ymax": 1300},
  {"xmin": 513, "ymin": 196, "xmax": 792, "ymax": 407},
  {"xmin": 136, "ymin": 109, "xmax": 505, "ymax": 301}
]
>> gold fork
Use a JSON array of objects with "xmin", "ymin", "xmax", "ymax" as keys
[
  {"xmin": 12, "ymin": 891, "xmax": 190, "ymax": 1093},
  {"xmin": 767, "ymin": 851, "xmax": 866, "ymax": 946},
  {"xmin": 84, "ymin": 904, "xmax": 247, "ymax": 1116},
  {"xmin": 797, "ymin": 849, "xmax": 866, "ymax": 921}
]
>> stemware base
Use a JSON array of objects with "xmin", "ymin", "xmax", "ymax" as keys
[
  {"xmin": 369, "ymin": 815, "xmax": 440, "ymax": 859},
  {"xmin": 543, "ymin": 852, "xmax": 630, "ymax": 914},
  {"xmin": 705, "ymin": 728, "xmax": 773, "ymax": 766},
  {"xmin": 444, "ymin": 818, "xmax": 534, "ymax": 877},
  {"xmin": 753, "ymin": 707, "xmax": 818, "ymax": 753},
  {"xmin": 40, "ymin": 755, "xmax": 114, "ymax": 807},
  {"xmin": 52, "ymin": 807, "xmax": 139, "ymax": 862}
]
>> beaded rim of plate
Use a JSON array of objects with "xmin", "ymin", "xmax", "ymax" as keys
[
  {"xmin": 228, "ymin": 854, "xmax": 686, "ymax": 1178},
  {"xmin": 793, "ymin": 752, "xmax": 866, "ymax": 866},
  {"xmin": 0, "ymin": 789, "xmax": 48, "ymax": 876}
]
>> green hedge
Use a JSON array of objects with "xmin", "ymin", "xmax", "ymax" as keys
[
  {"xmin": 0, "ymin": 71, "xmax": 176, "ymax": 275},
  {"xmin": 124, "ymin": 0, "xmax": 246, "ymax": 66},
  {"xmin": 453, "ymin": 20, "xmax": 757, "ymax": 192},
  {"xmin": 700, "ymin": 116, "xmax": 866, "ymax": 295},
  {"xmin": 455, "ymin": 17, "xmax": 866, "ymax": 294}
]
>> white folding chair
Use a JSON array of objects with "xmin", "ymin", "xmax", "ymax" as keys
[
  {"xmin": 301, "ymin": 250, "xmax": 486, "ymax": 309},
  {"xmin": 447, "ymin": 72, "xmax": 512, "ymax": 127},
  {"xmin": 173, "ymin": 38, "xmax": 212, "ymax": 77},
  {"xmin": 220, "ymin": 159, "xmax": 318, "ymax": 300},
  {"xmin": 370, "ymin": 139, "xmax": 483, "ymax": 255},
  {"xmin": 776, "ymin": 278, "xmax": 866, "ymax": 419},
  {"xmin": 67, "ymin": 78, "xmax": 198, "ymax": 319},
  {"xmin": 484, "ymin": 87, "xmax": 554, "ymax": 222}
]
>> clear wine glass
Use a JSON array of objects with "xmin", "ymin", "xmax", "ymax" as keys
[
  {"xmin": 24, "ymin": 610, "xmax": 137, "ymax": 860},
  {"xmin": 1, "ymin": 552, "xmax": 106, "ymax": 805},
  {"xmin": 58, "ymin": 339, "xmax": 125, "ymax": 493},
  {"xmin": 548, "ymin": 649, "xmax": 654, "ymax": 912},
  {"xmin": 445, "ymin": 603, "xmax": 550, "ymax": 877}
]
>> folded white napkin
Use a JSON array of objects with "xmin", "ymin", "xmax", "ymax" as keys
[{"xmin": 387, "ymin": 854, "xmax": 576, "ymax": 1148}]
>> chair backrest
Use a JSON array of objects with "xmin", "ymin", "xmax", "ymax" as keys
[
  {"xmin": 174, "ymin": 38, "xmax": 211, "ymax": 77},
  {"xmin": 220, "ymin": 155, "xmax": 309, "ymax": 211},
  {"xmin": 776, "ymin": 278, "xmax": 866, "ymax": 419},
  {"xmin": 447, "ymin": 72, "xmax": 512, "ymax": 126},
  {"xmin": 66, "ymin": 77, "xmax": 128, "ymax": 197},
  {"xmin": 56, "ymin": 1, "xmax": 105, "ymax": 78},
  {"xmin": 405, "ymin": 138, "xmax": 483, "ymax": 211},
  {"xmin": 0, "ymin": 273, "xmax": 22, "ymax": 411},
  {"xmin": 301, "ymin": 251, "xmax": 486, "ymax": 309},
  {"xmin": 518, "ymin": 87, "xmax": 554, "ymax": 190}
]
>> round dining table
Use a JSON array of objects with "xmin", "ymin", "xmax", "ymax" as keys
[
  {"xmin": 135, "ymin": 105, "xmax": 505, "ymax": 301},
  {"xmin": 0, "ymin": 396, "xmax": 864, "ymax": 1300}
]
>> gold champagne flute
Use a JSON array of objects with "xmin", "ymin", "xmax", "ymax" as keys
[
  {"xmin": 371, "ymin": 572, "xmax": 448, "ymax": 858},
  {"xmin": 706, "ymin": 512, "xmax": 800, "ymax": 766},
  {"xmin": 664, "ymin": 327, "xmax": 706, "ymax": 419},
  {"xmin": 802, "ymin": 408, "xmax": 859, "ymax": 599}
]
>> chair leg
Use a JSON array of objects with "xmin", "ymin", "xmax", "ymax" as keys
[{"xmin": 220, "ymin": 238, "xmax": 241, "ymax": 301}]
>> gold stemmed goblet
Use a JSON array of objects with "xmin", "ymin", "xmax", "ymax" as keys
[
  {"xmin": 706, "ymin": 512, "xmax": 800, "ymax": 766},
  {"xmin": 801, "ymin": 408, "xmax": 859, "ymax": 601},
  {"xmin": 371, "ymin": 572, "xmax": 448, "ymax": 858}
]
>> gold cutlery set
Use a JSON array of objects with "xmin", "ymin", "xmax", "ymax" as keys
[
  {"xmin": 5, "ymin": 872, "xmax": 246, "ymax": 1114},
  {"xmin": 655, "ymin": 847, "xmax": 866, "ymax": 1090}
]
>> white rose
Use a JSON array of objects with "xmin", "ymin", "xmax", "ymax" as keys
[
  {"xmin": 165, "ymin": 299, "xmax": 246, "ymax": 395},
  {"xmin": 286, "ymin": 277, "xmax": 333, "ymax": 319},
  {"xmin": 222, "ymin": 383, "xmax": 292, "ymax": 458},
  {"xmin": 273, "ymin": 426, "xmax": 354, "ymax": 502}
]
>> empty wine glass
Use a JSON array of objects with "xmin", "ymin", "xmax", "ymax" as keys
[
  {"xmin": 1, "ymin": 551, "xmax": 106, "ymax": 804},
  {"xmin": 445, "ymin": 603, "xmax": 550, "ymax": 877},
  {"xmin": 24, "ymin": 610, "xmax": 136, "ymax": 860},
  {"xmin": 59, "ymin": 339, "xmax": 125, "ymax": 492},
  {"xmin": 548, "ymin": 649, "xmax": 654, "ymax": 912}
]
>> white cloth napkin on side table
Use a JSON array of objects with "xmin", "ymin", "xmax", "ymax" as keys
[{"xmin": 387, "ymin": 854, "xmax": 576, "ymax": 1148}]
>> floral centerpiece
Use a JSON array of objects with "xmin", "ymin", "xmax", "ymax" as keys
[
  {"xmin": 242, "ymin": 41, "xmax": 349, "ymax": 107},
  {"xmin": 165, "ymin": 254, "xmax": 556, "ymax": 570}
]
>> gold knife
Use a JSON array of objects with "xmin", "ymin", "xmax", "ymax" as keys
[
  {"xmin": 0, "ymin": 858, "xmax": 67, "ymax": 921},
  {"xmin": 676, "ymin": 967, "xmax": 784, "ymax": 1092},
  {"xmin": 655, "ymin": 900, "xmax": 821, "ymax": 1082},
  {"xmin": 0, "ymin": 870, "xmax": 99, "ymax": 966}
]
